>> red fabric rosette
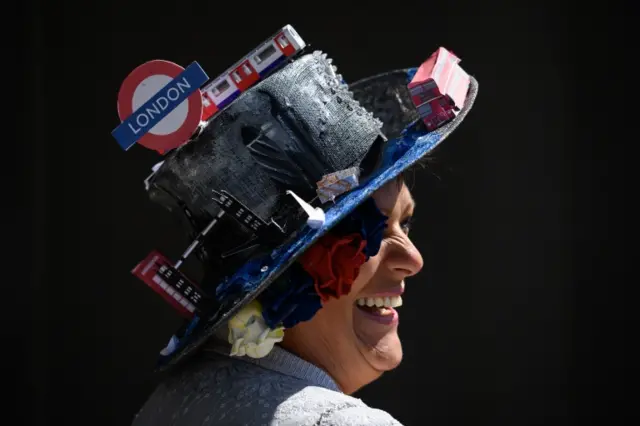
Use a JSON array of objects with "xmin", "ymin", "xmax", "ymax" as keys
[{"xmin": 298, "ymin": 233, "xmax": 367, "ymax": 302}]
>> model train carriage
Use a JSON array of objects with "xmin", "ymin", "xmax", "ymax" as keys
[{"xmin": 201, "ymin": 25, "xmax": 306, "ymax": 121}]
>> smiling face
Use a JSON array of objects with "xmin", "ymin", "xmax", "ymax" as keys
[{"xmin": 281, "ymin": 178, "xmax": 424, "ymax": 394}]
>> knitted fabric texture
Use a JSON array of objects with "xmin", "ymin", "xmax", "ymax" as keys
[{"xmin": 131, "ymin": 342, "xmax": 404, "ymax": 426}]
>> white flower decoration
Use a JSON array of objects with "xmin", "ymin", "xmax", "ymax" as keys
[{"xmin": 227, "ymin": 300, "xmax": 285, "ymax": 358}]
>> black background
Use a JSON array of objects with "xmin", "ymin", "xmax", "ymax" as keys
[{"xmin": 16, "ymin": 1, "xmax": 630, "ymax": 425}]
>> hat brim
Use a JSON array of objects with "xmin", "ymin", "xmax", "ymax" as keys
[{"xmin": 155, "ymin": 75, "xmax": 479, "ymax": 371}]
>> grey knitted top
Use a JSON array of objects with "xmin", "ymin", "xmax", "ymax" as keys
[{"xmin": 131, "ymin": 339, "xmax": 404, "ymax": 425}]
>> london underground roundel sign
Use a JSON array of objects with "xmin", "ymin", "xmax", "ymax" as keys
[{"xmin": 112, "ymin": 60, "xmax": 209, "ymax": 154}]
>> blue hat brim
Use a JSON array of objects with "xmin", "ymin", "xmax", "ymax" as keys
[{"xmin": 155, "ymin": 75, "xmax": 479, "ymax": 371}]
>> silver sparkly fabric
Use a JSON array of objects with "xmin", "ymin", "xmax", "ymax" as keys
[{"xmin": 131, "ymin": 343, "xmax": 404, "ymax": 426}]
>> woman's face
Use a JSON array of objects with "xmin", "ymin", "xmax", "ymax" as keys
[{"xmin": 282, "ymin": 179, "xmax": 423, "ymax": 394}]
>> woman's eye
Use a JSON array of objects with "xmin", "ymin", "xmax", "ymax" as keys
[{"xmin": 400, "ymin": 217, "xmax": 413, "ymax": 233}]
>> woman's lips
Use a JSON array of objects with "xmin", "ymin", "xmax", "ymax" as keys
[
  {"xmin": 370, "ymin": 291, "xmax": 403, "ymax": 298},
  {"xmin": 360, "ymin": 285, "xmax": 404, "ymax": 299},
  {"xmin": 354, "ymin": 305, "xmax": 399, "ymax": 325},
  {"xmin": 353, "ymin": 286, "xmax": 403, "ymax": 326}
]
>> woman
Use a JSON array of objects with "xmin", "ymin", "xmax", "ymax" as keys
[
  {"xmin": 278, "ymin": 178, "xmax": 421, "ymax": 396},
  {"xmin": 133, "ymin": 179, "xmax": 419, "ymax": 426},
  {"xmin": 126, "ymin": 29, "xmax": 478, "ymax": 426}
]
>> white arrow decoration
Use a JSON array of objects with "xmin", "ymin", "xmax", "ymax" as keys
[{"xmin": 286, "ymin": 190, "xmax": 325, "ymax": 229}]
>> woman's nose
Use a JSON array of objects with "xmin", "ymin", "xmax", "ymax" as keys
[{"xmin": 385, "ymin": 234, "xmax": 424, "ymax": 278}]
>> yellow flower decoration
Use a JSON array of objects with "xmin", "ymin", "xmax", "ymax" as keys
[{"xmin": 227, "ymin": 300, "xmax": 285, "ymax": 358}]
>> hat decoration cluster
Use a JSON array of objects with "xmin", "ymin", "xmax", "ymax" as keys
[{"xmin": 117, "ymin": 25, "xmax": 471, "ymax": 360}]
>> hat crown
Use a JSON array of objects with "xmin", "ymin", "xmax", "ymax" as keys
[{"xmin": 149, "ymin": 52, "xmax": 383, "ymax": 226}]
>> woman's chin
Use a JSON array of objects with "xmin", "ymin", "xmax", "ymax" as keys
[
  {"xmin": 353, "ymin": 305, "xmax": 403, "ymax": 372},
  {"xmin": 355, "ymin": 326, "xmax": 403, "ymax": 372}
]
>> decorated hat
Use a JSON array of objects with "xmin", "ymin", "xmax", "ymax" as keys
[{"xmin": 113, "ymin": 25, "xmax": 478, "ymax": 371}]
